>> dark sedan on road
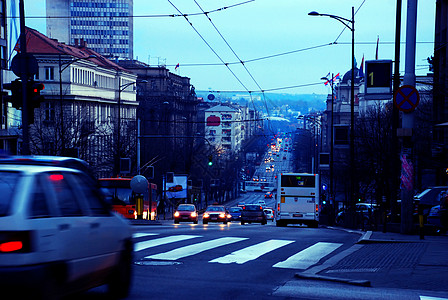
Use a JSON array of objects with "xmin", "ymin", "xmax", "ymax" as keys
[
  {"xmin": 241, "ymin": 204, "xmax": 267, "ymax": 225},
  {"xmin": 228, "ymin": 206, "xmax": 242, "ymax": 221}
]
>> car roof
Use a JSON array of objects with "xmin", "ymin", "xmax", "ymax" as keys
[
  {"xmin": 0, "ymin": 155, "xmax": 94, "ymax": 178},
  {"xmin": 0, "ymin": 164, "xmax": 82, "ymax": 174}
]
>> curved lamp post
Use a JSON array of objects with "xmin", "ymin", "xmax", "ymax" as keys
[
  {"xmin": 115, "ymin": 79, "xmax": 147, "ymax": 176},
  {"xmin": 310, "ymin": 7, "xmax": 356, "ymax": 215},
  {"xmin": 58, "ymin": 54, "xmax": 96, "ymax": 155}
]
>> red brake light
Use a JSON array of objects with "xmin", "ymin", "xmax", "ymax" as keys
[
  {"xmin": 0, "ymin": 241, "xmax": 23, "ymax": 252},
  {"xmin": 49, "ymin": 174, "xmax": 64, "ymax": 181},
  {"xmin": 0, "ymin": 231, "xmax": 32, "ymax": 253}
]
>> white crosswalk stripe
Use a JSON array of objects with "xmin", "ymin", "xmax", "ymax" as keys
[
  {"xmin": 133, "ymin": 233, "xmax": 158, "ymax": 239},
  {"xmin": 273, "ymin": 242, "xmax": 343, "ymax": 269},
  {"xmin": 134, "ymin": 235, "xmax": 201, "ymax": 252},
  {"xmin": 209, "ymin": 239, "xmax": 294, "ymax": 264},
  {"xmin": 145, "ymin": 237, "xmax": 248, "ymax": 261},
  {"xmin": 133, "ymin": 233, "xmax": 346, "ymax": 270}
]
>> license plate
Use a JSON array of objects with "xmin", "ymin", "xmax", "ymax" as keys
[
  {"xmin": 293, "ymin": 214, "xmax": 303, "ymax": 217},
  {"xmin": 182, "ymin": 217, "xmax": 188, "ymax": 219},
  {"xmin": 211, "ymin": 217, "xmax": 217, "ymax": 220}
]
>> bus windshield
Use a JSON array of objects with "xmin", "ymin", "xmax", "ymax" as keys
[{"xmin": 98, "ymin": 179, "xmax": 134, "ymax": 205}]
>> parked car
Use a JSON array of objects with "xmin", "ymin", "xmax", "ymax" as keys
[
  {"xmin": 264, "ymin": 208, "xmax": 275, "ymax": 221},
  {"xmin": 414, "ymin": 187, "xmax": 448, "ymax": 222},
  {"xmin": 241, "ymin": 204, "xmax": 267, "ymax": 225},
  {"xmin": 427, "ymin": 192, "xmax": 448, "ymax": 233},
  {"xmin": 228, "ymin": 206, "xmax": 242, "ymax": 221},
  {"xmin": 427, "ymin": 205, "xmax": 443, "ymax": 232},
  {"xmin": 203, "ymin": 205, "xmax": 229, "ymax": 224},
  {"xmin": 174, "ymin": 204, "xmax": 198, "ymax": 224},
  {"xmin": 0, "ymin": 159, "xmax": 133, "ymax": 299},
  {"xmin": 335, "ymin": 203, "xmax": 378, "ymax": 227}
]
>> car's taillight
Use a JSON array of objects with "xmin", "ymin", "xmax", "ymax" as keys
[
  {"xmin": 0, "ymin": 231, "xmax": 32, "ymax": 253},
  {"xmin": 174, "ymin": 211, "xmax": 180, "ymax": 217},
  {"xmin": 191, "ymin": 212, "xmax": 197, "ymax": 218},
  {"xmin": 49, "ymin": 174, "xmax": 64, "ymax": 181},
  {"xmin": 219, "ymin": 213, "xmax": 225, "ymax": 218},
  {"xmin": 203, "ymin": 213, "xmax": 209, "ymax": 218}
]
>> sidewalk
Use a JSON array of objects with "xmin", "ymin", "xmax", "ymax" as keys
[{"xmin": 297, "ymin": 228, "xmax": 448, "ymax": 293}]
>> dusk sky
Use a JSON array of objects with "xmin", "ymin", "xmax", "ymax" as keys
[{"xmin": 12, "ymin": 0, "xmax": 436, "ymax": 95}]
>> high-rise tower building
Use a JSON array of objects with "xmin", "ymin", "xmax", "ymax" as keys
[{"xmin": 46, "ymin": 0, "xmax": 133, "ymax": 59}]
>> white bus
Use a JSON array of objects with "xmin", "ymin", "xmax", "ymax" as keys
[{"xmin": 276, "ymin": 173, "xmax": 319, "ymax": 227}]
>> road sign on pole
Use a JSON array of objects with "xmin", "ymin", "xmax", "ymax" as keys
[{"xmin": 394, "ymin": 85, "xmax": 419, "ymax": 113}]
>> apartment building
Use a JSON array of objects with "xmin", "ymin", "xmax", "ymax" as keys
[{"xmin": 46, "ymin": 0, "xmax": 133, "ymax": 59}]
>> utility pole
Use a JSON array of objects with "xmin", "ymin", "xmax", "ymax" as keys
[{"xmin": 390, "ymin": 0, "xmax": 402, "ymax": 233}]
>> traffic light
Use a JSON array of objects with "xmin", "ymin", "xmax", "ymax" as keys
[
  {"xmin": 3, "ymin": 79, "xmax": 22, "ymax": 109},
  {"xmin": 27, "ymin": 80, "xmax": 45, "ymax": 124},
  {"xmin": 208, "ymin": 155, "xmax": 213, "ymax": 166},
  {"xmin": 3, "ymin": 80, "xmax": 45, "ymax": 124}
]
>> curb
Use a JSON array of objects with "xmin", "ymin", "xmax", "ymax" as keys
[
  {"xmin": 294, "ymin": 272, "xmax": 371, "ymax": 287},
  {"xmin": 129, "ymin": 220, "xmax": 162, "ymax": 226},
  {"xmin": 356, "ymin": 238, "xmax": 422, "ymax": 244}
]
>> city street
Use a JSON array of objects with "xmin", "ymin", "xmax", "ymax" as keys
[{"xmin": 78, "ymin": 204, "xmax": 448, "ymax": 299}]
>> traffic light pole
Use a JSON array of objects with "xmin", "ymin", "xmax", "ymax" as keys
[{"xmin": 19, "ymin": 0, "xmax": 30, "ymax": 155}]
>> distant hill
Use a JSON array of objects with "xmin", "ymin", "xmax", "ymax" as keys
[{"xmin": 196, "ymin": 91, "xmax": 326, "ymax": 113}]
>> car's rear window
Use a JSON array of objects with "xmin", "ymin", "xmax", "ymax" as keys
[
  {"xmin": 0, "ymin": 171, "xmax": 21, "ymax": 216},
  {"xmin": 244, "ymin": 205, "xmax": 262, "ymax": 211},
  {"xmin": 229, "ymin": 207, "xmax": 241, "ymax": 213}
]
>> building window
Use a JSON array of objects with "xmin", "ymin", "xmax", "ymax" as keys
[
  {"xmin": 334, "ymin": 125, "xmax": 349, "ymax": 146},
  {"xmin": 44, "ymin": 102, "xmax": 55, "ymax": 122},
  {"xmin": 45, "ymin": 67, "xmax": 54, "ymax": 81}
]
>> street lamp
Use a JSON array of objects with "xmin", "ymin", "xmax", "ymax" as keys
[
  {"xmin": 58, "ymin": 54, "xmax": 96, "ymax": 155},
  {"xmin": 115, "ymin": 79, "xmax": 147, "ymax": 176},
  {"xmin": 321, "ymin": 74, "xmax": 335, "ymax": 206},
  {"xmin": 310, "ymin": 7, "xmax": 356, "ymax": 218}
]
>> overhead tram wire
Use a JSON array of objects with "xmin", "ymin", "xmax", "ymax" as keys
[
  {"xmin": 193, "ymin": 0, "xmax": 268, "ymax": 125},
  {"xmin": 18, "ymin": 0, "xmax": 255, "ymax": 20},
  {"xmin": 332, "ymin": 0, "xmax": 366, "ymax": 44},
  {"xmin": 166, "ymin": 0, "xmax": 251, "ymax": 94}
]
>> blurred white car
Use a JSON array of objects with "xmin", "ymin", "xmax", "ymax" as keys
[
  {"xmin": 264, "ymin": 208, "xmax": 275, "ymax": 221},
  {"xmin": 0, "ymin": 159, "xmax": 133, "ymax": 299}
]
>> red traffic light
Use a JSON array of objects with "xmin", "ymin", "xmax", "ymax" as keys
[{"xmin": 31, "ymin": 82, "xmax": 44, "ymax": 94}]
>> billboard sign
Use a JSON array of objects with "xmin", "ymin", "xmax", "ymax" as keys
[{"xmin": 165, "ymin": 174, "xmax": 187, "ymax": 198}]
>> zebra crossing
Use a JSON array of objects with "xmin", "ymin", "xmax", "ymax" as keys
[{"xmin": 132, "ymin": 232, "xmax": 343, "ymax": 270}]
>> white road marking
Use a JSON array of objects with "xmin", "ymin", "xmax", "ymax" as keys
[
  {"xmin": 273, "ymin": 242, "xmax": 343, "ymax": 269},
  {"xmin": 134, "ymin": 235, "xmax": 201, "ymax": 252},
  {"xmin": 209, "ymin": 239, "xmax": 294, "ymax": 264},
  {"xmin": 133, "ymin": 233, "xmax": 158, "ymax": 238},
  {"xmin": 145, "ymin": 237, "xmax": 248, "ymax": 260}
]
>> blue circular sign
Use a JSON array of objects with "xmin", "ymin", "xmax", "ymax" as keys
[{"xmin": 394, "ymin": 85, "xmax": 420, "ymax": 113}]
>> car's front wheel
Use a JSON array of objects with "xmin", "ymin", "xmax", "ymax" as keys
[{"xmin": 108, "ymin": 241, "xmax": 133, "ymax": 299}]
